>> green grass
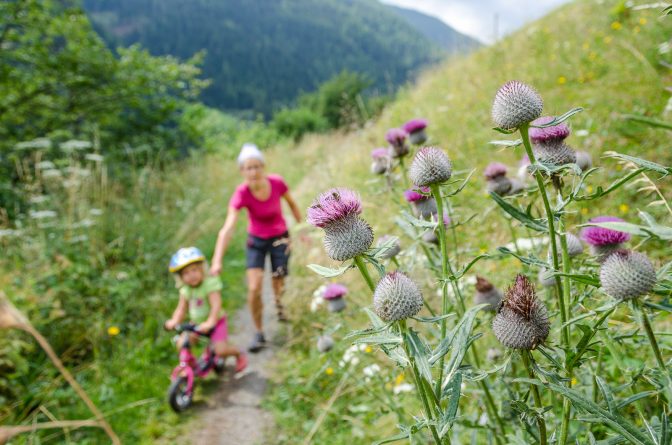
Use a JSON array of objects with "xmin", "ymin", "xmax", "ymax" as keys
[{"xmin": 261, "ymin": 1, "xmax": 672, "ymax": 443}]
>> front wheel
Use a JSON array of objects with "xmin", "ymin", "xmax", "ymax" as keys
[{"xmin": 167, "ymin": 377, "xmax": 192, "ymax": 413}]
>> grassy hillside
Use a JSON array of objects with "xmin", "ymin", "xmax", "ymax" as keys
[{"xmin": 259, "ymin": 0, "xmax": 672, "ymax": 443}]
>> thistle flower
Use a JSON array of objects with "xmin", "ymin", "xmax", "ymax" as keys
[
  {"xmin": 575, "ymin": 151, "xmax": 593, "ymax": 171},
  {"xmin": 422, "ymin": 213, "xmax": 451, "ymax": 245},
  {"xmin": 317, "ymin": 335, "xmax": 335, "ymax": 353},
  {"xmin": 487, "ymin": 348, "xmax": 503, "ymax": 362},
  {"xmin": 492, "ymin": 274, "xmax": 550, "ymax": 350},
  {"xmin": 484, "ymin": 162, "xmax": 513, "ymax": 196},
  {"xmin": 404, "ymin": 187, "xmax": 437, "ymax": 219},
  {"xmin": 403, "ymin": 118, "xmax": 428, "ymax": 145},
  {"xmin": 371, "ymin": 147, "xmax": 392, "ymax": 175},
  {"xmin": 373, "ymin": 272, "xmax": 423, "ymax": 322},
  {"xmin": 492, "ymin": 81, "xmax": 543, "ymax": 130},
  {"xmin": 580, "ymin": 216, "xmax": 631, "ymax": 262},
  {"xmin": 529, "ymin": 116, "xmax": 570, "ymax": 144},
  {"xmin": 509, "ymin": 178, "xmax": 526, "ymax": 194},
  {"xmin": 376, "ymin": 235, "xmax": 401, "ymax": 259},
  {"xmin": 385, "ymin": 128, "xmax": 409, "ymax": 158},
  {"xmin": 474, "ymin": 276, "xmax": 502, "ymax": 311},
  {"xmin": 322, "ymin": 283, "xmax": 348, "ymax": 312},
  {"xmin": 600, "ymin": 250, "xmax": 656, "ymax": 300},
  {"xmin": 307, "ymin": 188, "xmax": 374, "ymax": 261},
  {"xmin": 538, "ymin": 267, "xmax": 556, "ymax": 288},
  {"xmin": 564, "ymin": 232, "xmax": 585, "ymax": 257},
  {"xmin": 409, "ymin": 146, "xmax": 452, "ymax": 187}
]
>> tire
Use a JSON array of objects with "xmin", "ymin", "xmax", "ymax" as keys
[
  {"xmin": 167, "ymin": 376, "xmax": 192, "ymax": 413},
  {"xmin": 214, "ymin": 356, "xmax": 226, "ymax": 375}
]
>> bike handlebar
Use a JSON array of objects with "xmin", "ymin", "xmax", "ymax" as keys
[{"xmin": 172, "ymin": 323, "xmax": 211, "ymax": 337}]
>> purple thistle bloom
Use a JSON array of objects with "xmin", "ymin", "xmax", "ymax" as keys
[
  {"xmin": 385, "ymin": 128, "xmax": 407, "ymax": 146},
  {"xmin": 403, "ymin": 119, "xmax": 428, "ymax": 134},
  {"xmin": 484, "ymin": 162, "xmax": 508, "ymax": 180},
  {"xmin": 323, "ymin": 283, "xmax": 348, "ymax": 300},
  {"xmin": 529, "ymin": 116, "xmax": 570, "ymax": 144},
  {"xmin": 580, "ymin": 216, "xmax": 631, "ymax": 246},
  {"xmin": 371, "ymin": 147, "xmax": 390, "ymax": 159},
  {"xmin": 307, "ymin": 188, "xmax": 362, "ymax": 228},
  {"xmin": 403, "ymin": 187, "xmax": 431, "ymax": 202}
]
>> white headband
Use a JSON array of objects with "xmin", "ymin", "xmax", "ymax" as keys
[{"xmin": 237, "ymin": 143, "xmax": 265, "ymax": 166}]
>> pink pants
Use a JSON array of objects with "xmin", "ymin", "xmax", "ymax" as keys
[{"xmin": 210, "ymin": 315, "xmax": 228, "ymax": 343}]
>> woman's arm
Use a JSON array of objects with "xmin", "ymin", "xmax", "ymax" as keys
[
  {"xmin": 165, "ymin": 296, "xmax": 188, "ymax": 330},
  {"xmin": 211, "ymin": 206, "xmax": 239, "ymax": 275},
  {"xmin": 283, "ymin": 191, "xmax": 302, "ymax": 223},
  {"xmin": 197, "ymin": 291, "xmax": 222, "ymax": 333}
]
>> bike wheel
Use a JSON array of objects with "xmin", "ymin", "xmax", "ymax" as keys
[
  {"xmin": 214, "ymin": 356, "xmax": 226, "ymax": 375},
  {"xmin": 167, "ymin": 376, "xmax": 192, "ymax": 412}
]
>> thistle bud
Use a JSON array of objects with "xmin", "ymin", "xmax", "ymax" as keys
[
  {"xmin": 373, "ymin": 272, "xmax": 423, "ymax": 322},
  {"xmin": 385, "ymin": 128, "xmax": 409, "ymax": 158},
  {"xmin": 600, "ymin": 250, "xmax": 656, "ymax": 301},
  {"xmin": 404, "ymin": 187, "xmax": 437, "ymax": 219},
  {"xmin": 492, "ymin": 81, "xmax": 543, "ymax": 130},
  {"xmin": 492, "ymin": 274, "xmax": 550, "ymax": 350},
  {"xmin": 376, "ymin": 235, "xmax": 401, "ymax": 260},
  {"xmin": 474, "ymin": 276, "xmax": 502, "ymax": 311},
  {"xmin": 323, "ymin": 283, "xmax": 347, "ymax": 312},
  {"xmin": 409, "ymin": 146, "xmax": 452, "ymax": 187},
  {"xmin": 371, "ymin": 147, "xmax": 392, "ymax": 175},
  {"xmin": 317, "ymin": 335, "xmax": 335, "ymax": 353},
  {"xmin": 403, "ymin": 118, "xmax": 428, "ymax": 145},
  {"xmin": 484, "ymin": 162, "xmax": 513, "ymax": 196}
]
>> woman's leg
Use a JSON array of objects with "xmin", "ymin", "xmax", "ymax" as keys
[
  {"xmin": 270, "ymin": 234, "xmax": 290, "ymax": 321},
  {"xmin": 247, "ymin": 268, "xmax": 265, "ymax": 332},
  {"xmin": 271, "ymin": 276, "xmax": 287, "ymax": 321}
]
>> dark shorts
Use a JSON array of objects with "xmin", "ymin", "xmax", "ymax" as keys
[{"xmin": 246, "ymin": 231, "xmax": 290, "ymax": 277}]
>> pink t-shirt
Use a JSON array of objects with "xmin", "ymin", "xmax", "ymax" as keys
[{"xmin": 229, "ymin": 174, "xmax": 289, "ymax": 239}]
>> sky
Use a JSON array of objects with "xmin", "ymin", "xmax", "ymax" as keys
[{"xmin": 380, "ymin": 0, "xmax": 570, "ymax": 44}]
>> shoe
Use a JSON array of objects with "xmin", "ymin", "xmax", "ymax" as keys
[
  {"xmin": 248, "ymin": 332, "xmax": 266, "ymax": 353},
  {"xmin": 235, "ymin": 353, "xmax": 248, "ymax": 373}
]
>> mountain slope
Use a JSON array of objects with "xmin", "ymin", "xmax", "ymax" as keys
[
  {"xmin": 83, "ymin": 0, "xmax": 451, "ymax": 115},
  {"xmin": 388, "ymin": 4, "xmax": 481, "ymax": 52}
]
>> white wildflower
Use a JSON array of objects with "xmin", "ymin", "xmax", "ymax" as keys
[
  {"xmin": 29, "ymin": 195, "xmax": 49, "ymax": 204},
  {"xmin": 41, "ymin": 169, "xmax": 62, "ymax": 179},
  {"xmin": 90, "ymin": 208, "xmax": 103, "ymax": 216},
  {"xmin": 85, "ymin": 153, "xmax": 104, "ymax": 162},
  {"xmin": 575, "ymin": 129, "xmax": 589, "ymax": 137},
  {"xmin": 363, "ymin": 364, "xmax": 380, "ymax": 378},
  {"xmin": 393, "ymin": 383, "xmax": 414, "ymax": 394},
  {"xmin": 60, "ymin": 140, "xmax": 92, "ymax": 152},
  {"xmin": 14, "ymin": 138, "xmax": 51, "ymax": 151},
  {"xmin": 29, "ymin": 210, "xmax": 57, "ymax": 220},
  {"xmin": 36, "ymin": 161, "xmax": 56, "ymax": 170}
]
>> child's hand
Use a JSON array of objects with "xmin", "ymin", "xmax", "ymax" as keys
[
  {"xmin": 164, "ymin": 319, "xmax": 177, "ymax": 330},
  {"xmin": 197, "ymin": 321, "xmax": 214, "ymax": 333}
]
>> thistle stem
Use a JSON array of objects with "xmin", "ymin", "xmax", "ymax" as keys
[
  {"xmin": 399, "ymin": 320, "xmax": 443, "ymax": 444},
  {"xmin": 519, "ymin": 124, "xmax": 568, "ymax": 343},
  {"xmin": 522, "ymin": 351, "xmax": 547, "ymax": 445},
  {"xmin": 633, "ymin": 300, "xmax": 667, "ymax": 373},
  {"xmin": 354, "ymin": 255, "xmax": 375, "ymax": 292},
  {"xmin": 557, "ymin": 225, "xmax": 573, "ymax": 444}
]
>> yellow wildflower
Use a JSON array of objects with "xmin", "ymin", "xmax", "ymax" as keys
[
  {"xmin": 394, "ymin": 374, "xmax": 405, "ymax": 386},
  {"xmin": 589, "ymin": 52, "xmax": 597, "ymax": 61},
  {"xmin": 365, "ymin": 346, "xmax": 373, "ymax": 353},
  {"xmin": 619, "ymin": 204, "xmax": 629, "ymax": 214},
  {"xmin": 107, "ymin": 326, "xmax": 120, "ymax": 336},
  {"xmin": 586, "ymin": 185, "xmax": 594, "ymax": 193},
  {"xmin": 581, "ymin": 208, "xmax": 589, "ymax": 216},
  {"xmin": 639, "ymin": 18, "xmax": 647, "ymax": 25},
  {"xmin": 611, "ymin": 21, "xmax": 622, "ymax": 30},
  {"xmin": 571, "ymin": 377, "xmax": 578, "ymax": 385},
  {"xmin": 557, "ymin": 76, "xmax": 567, "ymax": 85},
  {"xmin": 604, "ymin": 36, "xmax": 613, "ymax": 44},
  {"xmin": 633, "ymin": 26, "xmax": 640, "ymax": 34},
  {"xmin": 326, "ymin": 367, "xmax": 334, "ymax": 376},
  {"xmin": 582, "ymin": 42, "xmax": 590, "ymax": 50}
]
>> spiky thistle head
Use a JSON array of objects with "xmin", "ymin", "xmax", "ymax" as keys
[
  {"xmin": 580, "ymin": 216, "xmax": 631, "ymax": 247},
  {"xmin": 492, "ymin": 81, "xmax": 543, "ymax": 130},
  {"xmin": 532, "ymin": 140, "xmax": 576, "ymax": 167},
  {"xmin": 322, "ymin": 215, "xmax": 374, "ymax": 261},
  {"xmin": 484, "ymin": 162, "xmax": 508, "ymax": 180},
  {"xmin": 307, "ymin": 188, "xmax": 362, "ymax": 228},
  {"xmin": 600, "ymin": 250, "xmax": 656, "ymax": 301},
  {"xmin": 492, "ymin": 274, "xmax": 550, "ymax": 350},
  {"xmin": 529, "ymin": 116, "xmax": 570, "ymax": 144},
  {"xmin": 373, "ymin": 272, "xmax": 423, "ymax": 322},
  {"xmin": 323, "ymin": 283, "xmax": 347, "ymax": 300},
  {"xmin": 409, "ymin": 146, "xmax": 452, "ymax": 187},
  {"xmin": 575, "ymin": 151, "xmax": 593, "ymax": 171}
]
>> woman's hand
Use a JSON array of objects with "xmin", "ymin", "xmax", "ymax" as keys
[
  {"xmin": 210, "ymin": 262, "xmax": 222, "ymax": 276},
  {"xmin": 164, "ymin": 319, "xmax": 177, "ymax": 330}
]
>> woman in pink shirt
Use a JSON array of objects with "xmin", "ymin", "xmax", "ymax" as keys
[{"xmin": 211, "ymin": 144, "xmax": 302, "ymax": 352}]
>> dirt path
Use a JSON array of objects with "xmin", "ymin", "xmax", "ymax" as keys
[{"xmin": 188, "ymin": 268, "xmax": 277, "ymax": 445}]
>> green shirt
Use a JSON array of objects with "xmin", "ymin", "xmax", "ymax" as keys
[{"xmin": 179, "ymin": 276, "xmax": 223, "ymax": 324}]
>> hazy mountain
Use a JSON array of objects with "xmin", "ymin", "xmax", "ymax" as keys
[
  {"xmin": 387, "ymin": 5, "xmax": 481, "ymax": 52},
  {"xmin": 83, "ymin": 0, "xmax": 472, "ymax": 115}
]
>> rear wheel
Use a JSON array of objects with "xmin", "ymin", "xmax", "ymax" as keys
[{"xmin": 167, "ymin": 376, "xmax": 192, "ymax": 412}]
